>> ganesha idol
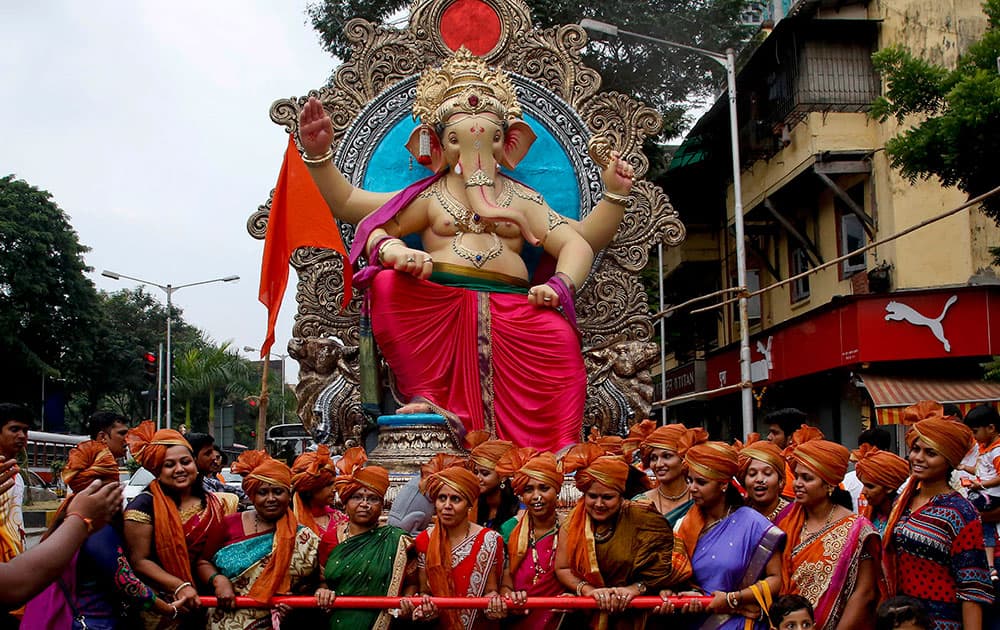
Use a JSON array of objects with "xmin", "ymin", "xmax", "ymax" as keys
[{"xmin": 298, "ymin": 47, "xmax": 634, "ymax": 452}]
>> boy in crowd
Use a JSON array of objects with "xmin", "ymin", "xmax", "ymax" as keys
[
  {"xmin": 0, "ymin": 404, "xmax": 30, "ymax": 563},
  {"xmin": 961, "ymin": 404, "xmax": 1000, "ymax": 579}
]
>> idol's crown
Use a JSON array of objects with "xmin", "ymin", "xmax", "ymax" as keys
[{"xmin": 413, "ymin": 47, "xmax": 521, "ymax": 126}]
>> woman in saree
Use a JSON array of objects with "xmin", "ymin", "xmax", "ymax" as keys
[
  {"xmin": 313, "ymin": 447, "xmax": 414, "ymax": 630},
  {"xmin": 852, "ymin": 444, "xmax": 909, "ymax": 536},
  {"xmin": 657, "ymin": 441, "xmax": 784, "ymax": 630},
  {"xmin": 124, "ymin": 421, "xmax": 236, "ymax": 630},
  {"xmin": 495, "ymin": 447, "xmax": 565, "ymax": 630},
  {"xmin": 402, "ymin": 454, "xmax": 507, "ymax": 629},
  {"xmin": 882, "ymin": 409, "xmax": 993, "ymax": 630},
  {"xmin": 738, "ymin": 436, "xmax": 793, "ymax": 523},
  {"xmin": 23, "ymin": 441, "xmax": 177, "ymax": 629},
  {"xmin": 631, "ymin": 424, "xmax": 708, "ymax": 528},
  {"xmin": 198, "ymin": 450, "xmax": 319, "ymax": 630},
  {"xmin": 291, "ymin": 445, "xmax": 348, "ymax": 537},
  {"xmin": 778, "ymin": 438, "xmax": 880, "ymax": 629},
  {"xmin": 555, "ymin": 443, "xmax": 690, "ymax": 630},
  {"xmin": 467, "ymin": 433, "xmax": 519, "ymax": 531}
]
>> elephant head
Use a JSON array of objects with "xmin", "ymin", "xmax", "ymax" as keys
[{"xmin": 409, "ymin": 47, "xmax": 541, "ymax": 245}]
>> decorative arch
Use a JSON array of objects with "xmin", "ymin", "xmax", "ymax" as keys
[{"xmin": 248, "ymin": 0, "xmax": 686, "ymax": 446}]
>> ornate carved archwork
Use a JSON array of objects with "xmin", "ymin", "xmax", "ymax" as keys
[{"xmin": 248, "ymin": 0, "xmax": 687, "ymax": 444}]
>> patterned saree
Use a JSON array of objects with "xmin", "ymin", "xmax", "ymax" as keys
[
  {"xmin": 208, "ymin": 526, "xmax": 319, "ymax": 630},
  {"xmin": 778, "ymin": 506, "xmax": 879, "ymax": 629}
]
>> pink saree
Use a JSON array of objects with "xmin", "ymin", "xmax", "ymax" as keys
[{"xmin": 369, "ymin": 269, "xmax": 585, "ymax": 451}]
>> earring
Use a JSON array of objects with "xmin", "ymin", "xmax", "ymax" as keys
[
  {"xmin": 417, "ymin": 126, "xmax": 432, "ymax": 166},
  {"xmin": 827, "ymin": 487, "xmax": 834, "ymax": 497},
  {"xmin": 500, "ymin": 480, "xmax": 507, "ymax": 490}
]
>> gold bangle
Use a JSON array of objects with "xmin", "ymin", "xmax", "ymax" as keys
[
  {"xmin": 302, "ymin": 148, "xmax": 333, "ymax": 167},
  {"xmin": 575, "ymin": 580, "xmax": 589, "ymax": 596},
  {"xmin": 602, "ymin": 191, "xmax": 632, "ymax": 206},
  {"xmin": 377, "ymin": 239, "xmax": 404, "ymax": 265}
]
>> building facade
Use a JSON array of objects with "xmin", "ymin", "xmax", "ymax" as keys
[{"xmin": 660, "ymin": 0, "xmax": 1000, "ymax": 446}]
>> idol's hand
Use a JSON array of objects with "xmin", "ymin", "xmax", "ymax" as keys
[
  {"xmin": 602, "ymin": 150, "xmax": 635, "ymax": 196},
  {"xmin": 528, "ymin": 284, "xmax": 560, "ymax": 308},
  {"xmin": 299, "ymin": 96, "xmax": 335, "ymax": 158},
  {"xmin": 382, "ymin": 245, "xmax": 434, "ymax": 280}
]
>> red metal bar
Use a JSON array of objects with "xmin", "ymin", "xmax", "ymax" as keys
[{"xmin": 198, "ymin": 595, "xmax": 713, "ymax": 609}]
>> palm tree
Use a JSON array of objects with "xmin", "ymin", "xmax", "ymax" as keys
[{"xmin": 172, "ymin": 341, "xmax": 253, "ymax": 433}]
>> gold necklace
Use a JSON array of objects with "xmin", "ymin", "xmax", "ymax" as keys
[
  {"xmin": 801, "ymin": 503, "xmax": 836, "ymax": 541},
  {"xmin": 434, "ymin": 178, "xmax": 487, "ymax": 233},
  {"xmin": 452, "ymin": 232, "xmax": 503, "ymax": 268},
  {"xmin": 656, "ymin": 484, "xmax": 689, "ymax": 502},
  {"xmin": 701, "ymin": 507, "xmax": 733, "ymax": 534},
  {"xmin": 527, "ymin": 520, "xmax": 558, "ymax": 585}
]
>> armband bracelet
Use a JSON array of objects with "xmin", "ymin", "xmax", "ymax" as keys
[
  {"xmin": 377, "ymin": 239, "xmax": 405, "ymax": 265},
  {"xmin": 173, "ymin": 581, "xmax": 193, "ymax": 598},
  {"xmin": 302, "ymin": 148, "xmax": 334, "ymax": 167},
  {"xmin": 602, "ymin": 191, "xmax": 632, "ymax": 206},
  {"xmin": 207, "ymin": 572, "xmax": 222, "ymax": 586},
  {"xmin": 575, "ymin": 580, "xmax": 589, "ymax": 596},
  {"xmin": 366, "ymin": 234, "xmax": 395, "ymax": 267}
]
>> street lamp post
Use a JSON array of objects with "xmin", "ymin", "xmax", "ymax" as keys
[
  {"xmin": 580, "ymin": 19, "xmax": 754, "ymax": 438},
  {"xmin": 102, "ymin": 270, "xmax": 240, "ymax": 429}
]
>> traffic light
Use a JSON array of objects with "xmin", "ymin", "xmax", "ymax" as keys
[{"xmin": 143, "ymin": 351, "xmax": 157, "ymax": 383}]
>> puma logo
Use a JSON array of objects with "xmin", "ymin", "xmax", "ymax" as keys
[{"xmin": 884, "ymin": 295, "xmax": 958, "ymax": 352}]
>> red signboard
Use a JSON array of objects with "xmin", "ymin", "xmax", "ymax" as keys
[{"xmin": 706, "ymin": 287, "xmax": 1000, "ymax": 390}]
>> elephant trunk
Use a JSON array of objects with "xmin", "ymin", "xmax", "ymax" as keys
[{"xmin": 461, "ymin": 156, "xmax": 539, "ymax": 245}]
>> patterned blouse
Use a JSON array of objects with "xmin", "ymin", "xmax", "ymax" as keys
[{"xmin": 891, "ymin": 491, "xmax": 994, "ymax": 629}]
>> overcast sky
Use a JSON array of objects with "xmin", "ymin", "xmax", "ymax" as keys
[{"xmin": 2, "ymin": 2, "xmax": 338, "ymax": 384}]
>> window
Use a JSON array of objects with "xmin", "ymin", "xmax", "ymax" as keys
[
  {"xmin": 790, "ymin": 246, "xmax": 810, "ymax": 302},
  {"xmin": 840, "ymin": 213, "xmax": 866, "ymax": 276},
  {"xmin": 837, "ymin": 183, "xmax": 868, "ymax": 277}
]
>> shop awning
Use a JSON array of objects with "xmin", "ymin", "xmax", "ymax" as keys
[{"xmin": 860, "ymin": 374, "xmax": 1000, "ymax": 424}]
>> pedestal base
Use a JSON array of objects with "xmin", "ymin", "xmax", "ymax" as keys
[{"xmin": 368, "ymin": 413, "xmax": 464, "ymax": 473}]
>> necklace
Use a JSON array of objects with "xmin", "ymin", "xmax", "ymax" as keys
[
  {"xmin": 527, "ymin": 521, "xmax": 559, "ymax": 585},
  {"xmin": 656, "ymin": 484, "xmax": 689, "ymax": 502},
  {"xmin": 452, "ymin": 232, "xmax": 503, "ymax": 268},
  {"xmin": 766, "ymin": 497, "xmax": 789, "ymax": 522},
  {"xmin": 701, "ymin": 507, "xmax": 733, "ymax": 534},
  {"xmin": 434, "ymin": 178, "xmax": 488, "ymax": 233},
  {"xmin": 800, "ymin": 503, "xmax": 836, "ymax": 543}
]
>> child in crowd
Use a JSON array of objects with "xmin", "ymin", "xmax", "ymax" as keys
[
  {"xmin": 769, "ymin": 595, "xmax": 814, "ymax": 630},
  {"xmin": 875, "ymin": 596, "xmax": 931, "ymax": 630},
  {"xmin": 961, "ymin": 405, "xmax": 1000, "ymax": 579}
]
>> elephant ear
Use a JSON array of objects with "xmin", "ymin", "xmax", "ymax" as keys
[
  {"xmin": 500, "ymin": 119, "xmax": 536, "ymax": 170},
  {"xmin": 405, "ymin": 125, "xmax": 446, "ymax": 173}
]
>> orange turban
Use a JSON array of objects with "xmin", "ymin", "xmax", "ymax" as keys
[
  {"xmin": 420, "ymin": 453, "xmax": 479, "ymax": 504},
  {"xmin": 62, "ymin": 441, "xmax": 118, "ymax": 494},
  {"xmin": 684, "ymin": 441, "xmax": 740, "ymax": 482},
  {"xmin": 464, "ymin": 430, "xmax": 492, "ymax": 450},
  {"xmin": 497, "ymin": 448, "xmax": 563, "ymax": 496},
  {"xmin": 623, "ymin": 419, "xmax": 657, "ymax": 456},
  {"xmin": 906, "ymin": 415, "xmax": 972, "ymax": 467},
  {"xmin": 290, "ymin": 445, "xmax": 337, "ymax": 536},
  {"xmin": 470, "ymin": 439, "xmax": 515, "ymax": 470},
  {"xmin": 126, "ymin": 421, "xmax": 190, "ymax": 475},
  {"xmin": 788, "ymin": 440, "xmax": 849, "ymax": 486},
  {"xmin": 291, "ymin": 445, "xmax": 336, "ymax": 494},
  {"xmin": 230, "ymin": 450, "xmax": 297, "ymax": 603},
  {"xmin": 563, "ymin": 443, "xmax": 629, "ymax": 494},
  {"xmin": 123, "ymin": 421, "xmax": 196, "ymax": 585},
  {"xmin": 333, "ymin": 446, "xmax": 390, "ymax": 500},
  {"xmin": 902, "ymin": 400, "xmax": 947, "ymax": 425},
  {"xmin": 737, "ymin": 438, "xmax": 787, "ymax": 482},
  {"xmin": 853, "ymin": 444, "xmax": 909, "ymax": 491},
  {"xmin": 47, "ymin": 440, "xmax": 121, "ymax": 543}
]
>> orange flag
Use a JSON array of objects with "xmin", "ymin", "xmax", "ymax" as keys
[{"xmin": 258, "ymin": 135, "xmax": 351, "ymax": 357}]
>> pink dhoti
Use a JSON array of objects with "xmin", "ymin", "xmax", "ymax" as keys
[{"xmin": 369, "ymin": 269, "xmax": 585, "ymax": 451}]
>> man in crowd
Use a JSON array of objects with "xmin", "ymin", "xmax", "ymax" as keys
[
  {"xmin": 87, "ymin": 411, "xmax": 129, "ymax": 460},
  {"xmin": 0, "ymin": 404, "xmax": 30, "ymax": 564},
  {"xmin": 186, "ymin": 431, "xmax": 248, "ymax": 509},
  {"xmin": 763, "ymin": 407, "xmax": 807, "ymax": 449}
]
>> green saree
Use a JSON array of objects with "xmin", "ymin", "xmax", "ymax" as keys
[{"xmin": 324, "ymin": 525, "xmax": 412, "ymax": 630}]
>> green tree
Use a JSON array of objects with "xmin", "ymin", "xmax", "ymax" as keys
[
  {"xmin": 871, "ymin": 0, "xmax": 1000, "ymax": 239},
  {"xmin": 306, "ymin": 0, "xmax": 753, "ymax": 140},
  {"xmin": 172, "ymin": 342, "xmax": 253, "ymax": 432},
  {"xmin": 0, "ymin": 175, "xmax": 101, "ymax": 408}
]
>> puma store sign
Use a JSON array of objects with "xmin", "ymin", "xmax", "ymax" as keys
[{"xmin": 704, "ymin": 287, "xmax": 1000, "ymax": 390}]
